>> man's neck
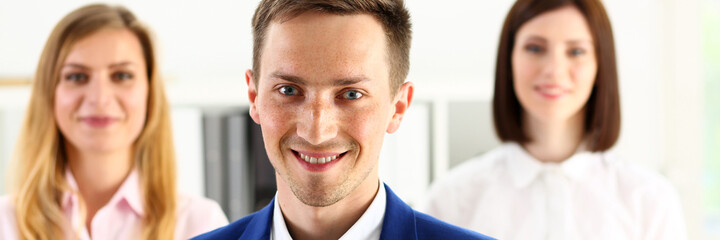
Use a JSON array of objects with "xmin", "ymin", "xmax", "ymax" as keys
[{"xmin": 276, "ymin": 173, "xmax": 380, "ymax": 240}]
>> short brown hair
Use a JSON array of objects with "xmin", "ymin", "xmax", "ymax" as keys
[
  {"xmin": 251, "ymin": 0, "xmax": 412, "ymax": 92},
  {"xmin": 492, "ymin": 0, "xmax": 621, "ymax": 151}
]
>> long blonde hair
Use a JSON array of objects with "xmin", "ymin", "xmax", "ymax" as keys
[{"xmin": 9, "ymin": 4, "xmax": 177, "ymax": 239}]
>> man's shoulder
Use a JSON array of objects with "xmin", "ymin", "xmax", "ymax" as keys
[
  {"xmin": 191, "ymin": 205, "xmax": 273, "ymax": 240},
  {"xmin": 412, "ymin": 210, "xmax": 496, "ymax": 240},
  {"xmin": 382, "ymin": 184, "xmax": 495, "ymax": 240},
  {"xmin": 190, "ymin": 212, "xmax": 254, "ymax": 239}
]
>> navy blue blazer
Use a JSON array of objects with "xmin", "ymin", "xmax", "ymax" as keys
[{"xmin": 191, "ymin": 184, "xmax": 494, "ymax": 240}]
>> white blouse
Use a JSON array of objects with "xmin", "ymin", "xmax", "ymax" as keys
[{"xmin": 423, "ymin": 143, "xmax": 686, "ymax": 240}]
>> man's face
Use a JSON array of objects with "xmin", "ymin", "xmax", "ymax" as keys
[{"xmin": 247, "ymin": 12, "xmax": 412, "ymax": 207}]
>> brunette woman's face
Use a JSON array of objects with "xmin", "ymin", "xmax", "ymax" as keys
[
  {"xmin": 55, "ymin": 29, "xmax": 149, "ymax": 154},
  {"xmin": 512, "ymin": 5, "xmax": 597, "ymax": 124}
]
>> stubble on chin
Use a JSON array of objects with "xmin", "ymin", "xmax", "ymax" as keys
[
  {"xmin": 285, "ymin": 174, "xmax": 351, "ymax": 207},
  {"xmin": 280, "ymin": 154, "xmax": 374, "ymax": 207},
  {"xmin": 275, "ymin": 134, "xmax": 375, "ymax": 207}
]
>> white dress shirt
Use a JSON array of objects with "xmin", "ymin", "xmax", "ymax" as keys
[
  {"xmin": 423, "ymin": 143, "xmax": 687, "ymax": 240},
  {"xmin": 271, "ymin": 181, "xmax": 386, "ymax": 240}
]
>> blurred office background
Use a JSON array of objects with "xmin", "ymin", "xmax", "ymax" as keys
[{"xmin": 0, "ymin": 0, "xmax": 717, "ymax": 239}]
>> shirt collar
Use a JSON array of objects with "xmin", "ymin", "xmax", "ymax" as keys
[
  {"xmin": 62, "ymin": 168, "xmax": 144, "ymax": 216},
  {"xmin": 271, "ymin": 180, "xmax": 386, "ymax": 240},
  {"xmin": 340, "ymin": 181, "xmax": 385, "ymax": 240},
  {"xmin": 506, "ymin": 142, "xmax": 600, "ymax": 188},
  {"xmin": 271, "ymin": 194, "xmax": 292, "ymax": 240}
]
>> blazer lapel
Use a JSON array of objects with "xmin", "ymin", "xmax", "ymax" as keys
[
  {"xmin": 379, "ymin": 184, "xmax": 418, "ymax": 240},
  {"xmin": 239, "ymin": 199, "xmax": 275, "ymax": 240}
]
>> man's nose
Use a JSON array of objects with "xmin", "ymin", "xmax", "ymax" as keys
[{"xmin": 296, "ymin": 96, "xmax": 339, "ymax": 145}]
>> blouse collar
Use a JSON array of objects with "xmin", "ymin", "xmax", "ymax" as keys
[
  {"xmin": 505, "ymin": 142, "xmax": 601, "ymax": 188},
  {"xmin": 62, "ymin": 167, "xmax": 144, "ymax": 216}
]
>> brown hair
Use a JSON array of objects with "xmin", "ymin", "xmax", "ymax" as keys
[
  {"xmin": 492, "ymin": 0, "xmax": 621, "ymax": 151},
  {"xmin": 251, "ymin": 0, "xmax": 412, "ymax": 92},
  {"xmin": 9, "ymin": 4, "xmax": 177, "ymax": 239}
]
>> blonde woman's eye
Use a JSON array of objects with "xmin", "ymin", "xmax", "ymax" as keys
[
  {"xmin": 113, "ymin": 72, "xmax": 134, "ymax": 81},
  {"xmin": 65, "ymin": 73, "xmax": 88, "ymax": 82},
  {"xmin": 342, "ymin": 90, "xmax": 363, "ymax": 100},
  {"xmin": 279, "ymin": 86, "xmax": 299, "ymax": 96}
]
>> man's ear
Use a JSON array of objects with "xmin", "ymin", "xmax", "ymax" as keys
[
  {"xmin": 246, "ymin": 69, "xmax": 260, "ymax": 124},
  {"xmin": 386, "ymin": 81, "xmax": 414, "ymax": 133}
]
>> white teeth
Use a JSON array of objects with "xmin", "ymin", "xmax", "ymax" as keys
[{"xmin": 298, "ymin": 152, "xmax": 342, "ymax": 164}]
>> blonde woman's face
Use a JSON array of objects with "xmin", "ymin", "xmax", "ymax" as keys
[
  {"xmin": 55, "ymin": 29, "xmax": 148, "ymax": 154},
  {"xmin": 511, "ymin": 5, "xmax": 597, "ymax": 124}
]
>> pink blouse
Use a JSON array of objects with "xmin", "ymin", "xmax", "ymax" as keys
[{"xmin": 0, "ymin": 169, "xmax": 228, "ymax": 239}]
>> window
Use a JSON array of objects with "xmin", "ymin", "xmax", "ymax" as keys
[{"xmin": 703, "ymin": 0, "xmax": 720, "ymax": 234}]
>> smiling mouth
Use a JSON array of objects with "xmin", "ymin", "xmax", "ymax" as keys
[
  {"xmin": 292, "ymin": 150, "xmax": 347, "ymax": 165},
  {"xmin": 80, "ymin": 116, "xmax": 117, "ymax": 127},
  {"xmin": 535, "ymin": 85, "xmax": 568, "ymax": 99}
]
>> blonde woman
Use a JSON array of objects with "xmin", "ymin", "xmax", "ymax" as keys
[{"xmin": 0, "ymin": 4, "xmax": 227, "ymax": 240}]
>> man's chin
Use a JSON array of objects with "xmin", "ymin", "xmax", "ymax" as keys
[
  {"xmin": 289, "ymin": 181, "xmax": 343, "ymax": 206},
  {"xmin": 297, "ymin": 193, "xmax": 344, "ymax": 207}
]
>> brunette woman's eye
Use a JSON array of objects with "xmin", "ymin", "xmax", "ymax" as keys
[
  {"xmin": 569, "ymin": 48, "xmax": 586, "ymax": 56},
  {"xmin": 526, "ymin": 44, "xmax": 544, "ymax": 53}
]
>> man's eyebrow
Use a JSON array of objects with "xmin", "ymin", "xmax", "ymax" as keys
[
  {"xmin": 334, "ymin": 76, "xmax": 369, "ymax": 86},
  {"xmin": 271, "ymin": 72, "xmax": 306, "ymax": 85},
  {"xmin": 270, "ymin": 71, "xmax": 369, "ymax": 86}
]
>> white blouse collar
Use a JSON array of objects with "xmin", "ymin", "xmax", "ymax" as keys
[{"xmin": 505, "ymin": 142, "xmax": 602, "ymax": 188}]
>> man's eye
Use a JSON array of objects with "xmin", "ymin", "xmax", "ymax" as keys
[
  {"xmin": 341, "ymin": 90, "xmax": 363, "ymax": 100},
  {"xmin": 65, "ymin": 73, "xmax": 88, "ymax": 82},
  {"xmin": 113, "ymin": 72, "xmax": 134, "ymax": 81},
  {"xmin": 278, "ymin": 86, "xmax": 299, "ymax": 96}
]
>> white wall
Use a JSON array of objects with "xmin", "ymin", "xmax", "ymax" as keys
[{"xmin": 0, "ymin": 0, "xmax": 710, "ymax": 238}]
